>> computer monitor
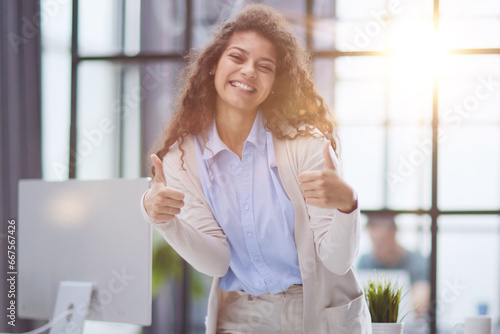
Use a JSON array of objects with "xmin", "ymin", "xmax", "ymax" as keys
[{"xmin": 17, "ymin": 178, "xmax": 152, "ymax": 331}]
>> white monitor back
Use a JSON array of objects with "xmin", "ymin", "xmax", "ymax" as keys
[{"xmin": 18, "ymin": 178, "xmax": 152, "ymax": 326}]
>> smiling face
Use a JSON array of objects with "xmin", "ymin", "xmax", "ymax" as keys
[
  {"xmin": 212, "ymin": 31, "xmax": 277, "ymax": 117},
  {"xmin": 369, "ymin": 224, "xmax": 398, "ymax": 264}
]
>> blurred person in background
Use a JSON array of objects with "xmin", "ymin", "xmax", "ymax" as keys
[{"xmin": 358, "ymin": 214, "xmax": 430, "ymax": 319}]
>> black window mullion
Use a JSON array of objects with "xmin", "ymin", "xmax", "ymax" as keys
[
  {"xmin": 306, "ymin": 0, "xmax": 313, "ymax": 53},
  {"xmin": 118, "ymin": 0, "xmax": 126, "ymax": 178},
  {"xmin": 429, "ymin": 0, "xmax": 441, "ymax": 332},
  {"xmin": 178, "ymin": 1, "xmax": 193, "ymax": 333},
  {"xmin": 68, "ymin": 0, "xmax": 79, "ymax": 179}
]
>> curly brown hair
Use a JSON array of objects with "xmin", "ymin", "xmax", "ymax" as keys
[{"xmin": 150, "ymin": 3, "xmax": 338, "ymax": 178}]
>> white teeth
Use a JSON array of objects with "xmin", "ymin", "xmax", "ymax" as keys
[{"xmin": 230, "ymin": 81, "xmax": 254, "ymax": 92}]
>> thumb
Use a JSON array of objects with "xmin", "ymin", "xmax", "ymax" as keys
[
  {"xmin": 150, "ymin": 154, "xmax": 167, "ymax": 185},
  {"xmin": 323, "ymin": 141, "xmax": 336, "ymax": 170}
]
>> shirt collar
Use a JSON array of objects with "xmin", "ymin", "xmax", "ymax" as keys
[
  {"xmin": 246, "ymin": 111, "xmax": 267, "ymax": 154},
  {"xmin": 202, "ymin": 110, "xmax": 267, "ymax": 160}
]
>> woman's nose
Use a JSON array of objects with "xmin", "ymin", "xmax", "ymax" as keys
[{"xmin": 241, "ymin": 62, "xmax": 257, "ymax": 78}]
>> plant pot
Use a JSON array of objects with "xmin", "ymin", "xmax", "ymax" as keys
[{"xmin": 372, "ymin": 322, "xmax": 404, "ymax": 334}]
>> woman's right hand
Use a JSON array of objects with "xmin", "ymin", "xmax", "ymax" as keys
[{"xmin": 144, "ymin": 154, "xmax": 185, "ymax": 222}]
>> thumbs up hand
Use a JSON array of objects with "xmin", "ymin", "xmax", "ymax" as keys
[
  {"xmin": 143, "ymin": 154, "xmax": 185, "ymax": 222},
  {"xmin": 298, "ymin": 141, "xmax": 357, "ymax": 213}
]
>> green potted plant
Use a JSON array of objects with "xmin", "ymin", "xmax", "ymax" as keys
[
  {"xmin": 364, "ymin": 274, "xmax": 406, "ymax": 334},
  {"xmin": 152, "ymin": 229, "xmax": 205, "ymax": 297}
]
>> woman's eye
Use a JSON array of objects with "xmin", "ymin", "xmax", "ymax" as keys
[
  {"xmin": 230, "ymin": 55, "xmax": 243, "ymax": 62},
  {"xmin": 259, "ymin": 65, "xmax": 274, "ymax": 72}
]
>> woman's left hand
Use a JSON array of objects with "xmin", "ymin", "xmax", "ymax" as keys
[{"xmin": 298, "ymin": 141, "xmax": 358, "ymax": 213}]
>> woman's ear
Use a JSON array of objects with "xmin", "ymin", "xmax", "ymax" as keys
[{"xmin": 210, "ymin": 65, "xmax": 216, "ymax": 75}]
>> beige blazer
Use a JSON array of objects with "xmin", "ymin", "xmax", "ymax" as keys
[{"xmin": 141, "ymin": 127, "xmax": 372, "ymax": 333}]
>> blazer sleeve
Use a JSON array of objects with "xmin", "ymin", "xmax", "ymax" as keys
[
  {"xmin": 298, "ymin": 134, "xmax": 361, "ymax": 276},
  {"xmin": 140, "ymin": 154, "xmax": 230, "ymax": 278}
]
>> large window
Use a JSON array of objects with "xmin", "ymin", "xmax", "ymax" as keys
[{"xmin": 41, "ymin": 1, "xmax": 500, "ymax": 333}]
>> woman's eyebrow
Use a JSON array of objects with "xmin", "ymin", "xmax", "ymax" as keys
[{"xmin": 227, "ymin": 46, "xmax": 276, "ymax": 66}]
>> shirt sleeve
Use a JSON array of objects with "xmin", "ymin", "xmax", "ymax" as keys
[
  {"xmin": 356, "ymin": 254, "xmax": 373, "ymax": 270},
  {"xmin": 298, "ymin": 134, "xmax": 361, "ymax": 276},
  {"xmin": 405, "ymin": 251, "xmax": 430, "ymax": 283},
  {"xmin": 140, "ymin": 153, "xmax": 230, "ymax": 278}
]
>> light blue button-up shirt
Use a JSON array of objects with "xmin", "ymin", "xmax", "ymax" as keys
[{"xmin": 194, "ymin": 111, "xmax": 302, "ymax": 295}]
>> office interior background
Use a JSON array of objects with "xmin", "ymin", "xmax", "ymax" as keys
[{"xmin": 1, "ymin": 0, "xmax": 499, "ymax": 333}]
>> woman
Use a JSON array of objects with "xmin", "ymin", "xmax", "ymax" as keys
[{"xmin": 141, "ymin": 4, "xmax": 371, "ymax": 333}]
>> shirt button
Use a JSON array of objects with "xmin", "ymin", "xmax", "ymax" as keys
[
  {"xmin": 254, "ymin": 256, "xmax": 259, "ymax": 262},
  {"xmin": 244, "ymin": 205, "xmax": 249, "ymax": 210},
  {"xmin": 247, "ymin": 232, "xmax": 253, "ymax": 238}
]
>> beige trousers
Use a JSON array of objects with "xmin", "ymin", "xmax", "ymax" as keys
[{"xmin": 216, "ymin": 284, "xmax": 303, "ymax": 334}]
